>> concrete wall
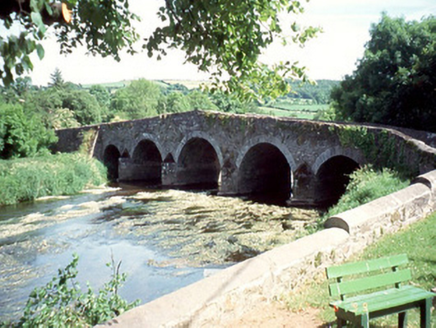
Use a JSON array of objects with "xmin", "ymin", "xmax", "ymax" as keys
[{"xmin": 97, "ymin": 169, "xmax": 436, "ymax": 328}]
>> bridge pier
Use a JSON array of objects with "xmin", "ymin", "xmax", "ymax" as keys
[
  {"xmin": 118, "ymin": 158, "xmax": 162, "ymax": 184},
  {"xmin": 162, "ymin": 162, "xmax": 178, "ymax": 186}
]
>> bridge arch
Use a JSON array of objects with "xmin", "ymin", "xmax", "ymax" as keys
[
  {"xmin": 131, "ymin": 139, "xmax": 163, "ymax": 183},
  {"xmin": 313, "ymin": 148, "xmax": 363, "ymax": 207},
  {"xmin": 236, "ymin": 137, "xmax": 294, "ymax": 204},
  {"xmin": 103, "ymin": 144, "xmax": 121, "ymax": 181},
  {"xmin": 175, "ymin": 132, "xmax": 223, "ymax": 167},
  {"xmin": 236, "ymin": 136, "xmax": 296, "ymax": 170},
  {"xmin": 175, "ymin": 132, "xmax": 222, "ymax": 188}
]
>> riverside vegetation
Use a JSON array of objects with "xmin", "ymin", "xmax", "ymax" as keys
[
  {"xmin": 0, "ymin": 254, "xmax": 139, "ymax": 328},
  {"xmin": 0, "ymin": 153, "xmax": 107, "ymax": 206}
]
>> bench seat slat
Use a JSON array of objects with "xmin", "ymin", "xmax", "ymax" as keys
[
  {"xmin": 329, "ymin": 269, "xmax": 411, "ymax": 297},
  {"xmin": 330, "ymin": 285, "xmax": 434, "ymax": 315},
  {"xmin": 326, "ymin": 254, "xmax": 408, "ymax": 279}
]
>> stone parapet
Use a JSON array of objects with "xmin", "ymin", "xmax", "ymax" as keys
[{"xmin": 325, "ymin": 183, "xmax": 432, "ymax": 235}]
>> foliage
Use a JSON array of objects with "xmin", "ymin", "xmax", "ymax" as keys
[
  {"xmin": 0, "ymin": 0, "xmax": 139, "ymax": 85},
  {"xmin": 331, "ymin": 14, "xmax": 436, "ymax": 132},
  {"xmin": 21, "ymin": 73, "xmax": 110, "ymax": 127},
  {"xmin": 111, "ymin": 79, "xmax": 161, "ymax": 119},
  {"xmin": 0, "ymin": 152, "xmax": 106, "ymax": 206},
  {"xmin": 0, "ymin": 254, "xmax": 139, "ymax": 327},
  {"xmin": 48, "ymin": 67, "xmax": 66, "ymax": 89},
  {"xmin": 158, "ymin": 91, "xmax": 190, "ymax": 114},
  {"xmin": 0, "ymin": 101, "xmax": 57, "ymax": 159},
  {"xmin": 186, "ymin": 90, "xmax": 218, "ymax": 111},
  {"xmin": 50, "ymin": 108, "xmax": 80, "ymax": 129},
  {"xmin": 147, "ymin": 0, "xmax": 320, "ymax": 100},
  {"xmin": 283, "ymin": 79, "xmax": 339, "ymax": 104},
  {"xmin": 61, "ymin": 89, "xmax": 106, "ymax": 125},
  {"xmin": 89, "ymin": 85, "xmax": 111, "ymax": 109},
  {"xmin": 1, "ymin": 0, "xmax": 320, "ymax": 101},
  {"xmin": 325, "ymin": 166, "xmax": 409, "ymax": 217},
  {"xmin": 331, "ymin": 125, "xmax": 415, "ymax": 178},
  {"xmin": 210, "ymin": 91, "xmax": 256, "ymax": 114}
]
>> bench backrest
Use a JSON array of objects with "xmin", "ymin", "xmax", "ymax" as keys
[{"xmin": 326, "ymin": 254, "xmax": 411, "ymax": 300}]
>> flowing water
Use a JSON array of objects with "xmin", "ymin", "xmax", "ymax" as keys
[{"xmin": 0, "ymin": 185, "xmax": 319, "ymax": 322}]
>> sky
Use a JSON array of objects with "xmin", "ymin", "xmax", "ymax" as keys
[{"xmin": 9, "ymin": 0, "xmax": 436, "ymax": 86}]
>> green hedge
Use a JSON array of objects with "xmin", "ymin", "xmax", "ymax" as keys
[{"xmin": 0, "ymin": 153, "xmax": 107, "ymax": 206}]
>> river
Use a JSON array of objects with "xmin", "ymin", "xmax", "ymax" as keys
[{"xmin": 0, "ymin": 184, "xmax": 319, "ymax": 322}]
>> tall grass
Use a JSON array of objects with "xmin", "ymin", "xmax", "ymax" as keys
[
  {"xmin": 326, "ymin": 166, "xmax": 409, "ymax": 217},
  {"xmin": 0, "ymin": 153, "xmax": 107, "ymax": 206}
]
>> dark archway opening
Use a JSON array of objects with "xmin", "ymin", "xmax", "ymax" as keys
[
  {"xmin": 131, "ymin": 140, "xmax": 163, "ymax": 184},
  {"xmin": 237, "ymin": 143, "xmax": 291, "ymax": 205},
  {"xmin": 164, "ymin": 153, "xmax": 175, "ymax": 164},
  {"xmin": 103, "ymin": 145, "xmax": 121, "ymax": 181},
  {"xmin": 177, "ymin": 138, "xmax": 220, "ymax": 189},
  {"xmin": 315, "ymin": 155, "xmax": 360, "ymax": 208}
]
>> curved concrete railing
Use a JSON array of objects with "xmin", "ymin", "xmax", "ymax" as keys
[{"xmin": 97, "ymin": 170, "xmax": 436, "ymax": 328}]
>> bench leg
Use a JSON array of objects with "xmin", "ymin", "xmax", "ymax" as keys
[
  {"xmin": 420, "ymin": 298, "xmax": 431, "ymax": 328},
  {"xmin": 398, "ymin": 311, "xmax": 407, "ymax": 328},
  {"xmin": 336, "ymin": 317, "xmax": 346, "ymax": 328},
  {"xmin": 360, "ymin": 313, "xmax": 369, "ymax": 328}
]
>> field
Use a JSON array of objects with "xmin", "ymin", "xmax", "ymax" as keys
[{"xmin": 257, "ymin": 102, "xmax": 328, "ymax": 119}]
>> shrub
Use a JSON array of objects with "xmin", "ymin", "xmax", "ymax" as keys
[
  {"xmin": 0, "ymin": 254, "xmax": 139, "ymax": 327},
  {"xmin": 326, "ymin": 165, "xmax": 409, "ymax": 217},
  {"xmin": 0, "ymin": 153, "xmax": 107, "ymax": 206}
]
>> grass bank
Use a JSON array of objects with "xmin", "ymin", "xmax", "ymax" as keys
[
  {"xmin": 286, "ymin": 211, "xmax": 436, "ymax": 327},
  {"xmin": 0, "ymin": 153, "xmax": 107, "ymax": 206}
]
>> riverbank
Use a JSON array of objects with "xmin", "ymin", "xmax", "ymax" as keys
[{"xmin": 0, "ymin": 153, "xmax": 107, "ymax": 206}]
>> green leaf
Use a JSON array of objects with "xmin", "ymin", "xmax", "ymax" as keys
[
  {"xmin": 30, "ymin": 12, "xmax": 47, "ymax": 34},
  {"xmin": 36, "ymin": 44, "xmax": 45, "ymax": 60}
]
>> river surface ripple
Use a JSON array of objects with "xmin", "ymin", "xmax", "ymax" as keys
[{"xmin": 0, "ymin": 186, "xmax": 318, "ymax": 321}]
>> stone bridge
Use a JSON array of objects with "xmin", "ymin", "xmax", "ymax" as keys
[{"xmin": 54, "ymin": 110, "xmax": 436, "ymax": 207}]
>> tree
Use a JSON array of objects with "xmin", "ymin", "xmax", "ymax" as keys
[
  {"xmin": 186, "ymin": 91, "xmax": 218, "ymax": 111},
  {"xmin": 158, "ymin": 92, "xmax": 190, "ymax": 114},
  {"xmin": 48, "ymin": 68, "xmax": 66, "ymax": 89},
  {"xmin": 111, "ymin": 79, "xmax": 161, "ymax": 119},
  {"xmin": 62, "ymin": 90, "xmax": 106, "ymax": 125},
  {"xmin": 210, "ymin": 91, "xmax": 256, "ymax": 114},
  {"xmin": 0, "ymin": 101, "xmax": 57, "ymax": 159},
  {"xmin": 89, "ymin": 85, "xmax": 111, "ymax": 108},
  {"xmin": 331, "ymin": 14, "xmax": 436, "ymax": 132},
  {"xmin": 1, "ymin": 0, "xmax": 319, "ymax": 101}
]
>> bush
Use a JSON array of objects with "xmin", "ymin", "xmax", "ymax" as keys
[
  {"xmin": 0, "ymin": 153, "xmax": 107, "ymax": 206},
  {"xmin": 326, "ymin": 166, "xmax": 409, "ymax": 217},
  {"xmin": 0, "ymin": 254, "xmax": 139, "ymax": 328}
]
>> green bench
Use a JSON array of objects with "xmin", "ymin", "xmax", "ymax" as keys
[{"xmin": 325, "ymin": 254, "xmax": 434, "ymax": 328}]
